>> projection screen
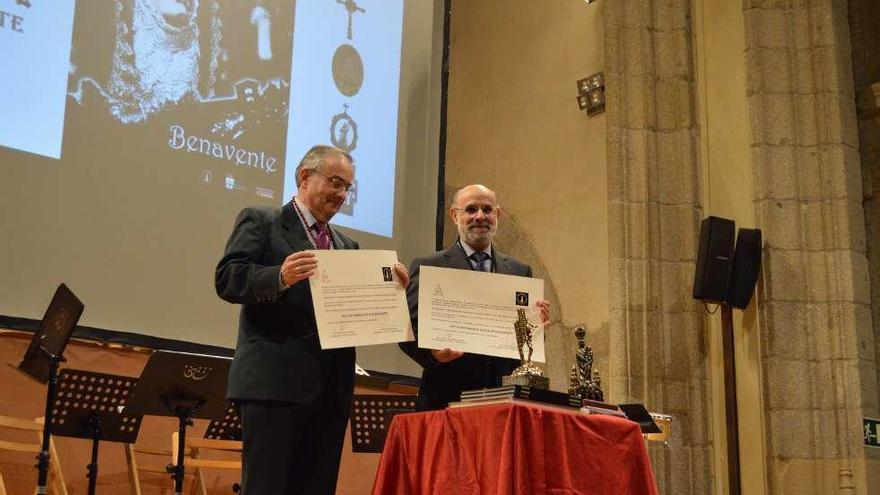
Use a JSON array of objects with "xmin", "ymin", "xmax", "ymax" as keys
[{"xmin": 0, "ymin": 0, "xmax": 443, "ymax": 376}]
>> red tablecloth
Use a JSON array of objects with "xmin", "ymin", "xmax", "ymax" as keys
[{"xmin": 371, "ymin": 402, "xmax": 659, "ymax": 495}]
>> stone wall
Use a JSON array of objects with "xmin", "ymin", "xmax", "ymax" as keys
[
  {"xmin": 603, "ymin": 1, "xmax": 713, "ymax": 494},
  {"xmin": 849, "ymin": 0, "xmax": 880, "ymax": 444},
  {"xmin": 444, "ymin": 0, "xmax": 609, "ymax": 392},
  {"xmin": 743, "ymin": 0, "xmax": 879, "ymax": 492},
  {"xmin": 445, "ymin": 0, "xmax": 880, "ymax": 493}
]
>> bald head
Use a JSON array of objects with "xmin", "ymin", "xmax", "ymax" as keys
[
  {"xmin": 451, "ymin": 184, "xmax": 496, "ymax": 208},
  {"xmin": 450, "ymin": 184, "xmax": 500, "ymax": 250}
]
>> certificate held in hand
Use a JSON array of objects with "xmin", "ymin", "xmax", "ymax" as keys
[
  {"xmin": 308, "ymin": 250, "xmax": 414, "ymax": 349},
  {"xmin": 417, "ymin": 266, "xmax": 545, "ymax": 361}
]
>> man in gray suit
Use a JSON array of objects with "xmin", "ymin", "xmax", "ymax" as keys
[
  {"xmin": 215, "ymin": 145, "xmax": 406, "ymax": 494},
  {"xmin": 399, "ymin": 184, "xmax": 550, "ymax": 410}
]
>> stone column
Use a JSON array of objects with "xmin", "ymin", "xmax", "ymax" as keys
[
  {"xmin": 858, "ymin": 82, "xmax": 880, "ymax": 436},
  {"xmin": 849, "ymin": 0, "xmax": 880, "ymax": 435},
  {"xmin": 605, "ymin": 2, "xmax": 712, "ymax": 494},
  {"xmin": 743, "ymin": 0, "xmax": 879, "ymax": 493}
]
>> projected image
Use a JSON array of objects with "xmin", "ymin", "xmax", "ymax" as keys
[
  {"xmin": 0, "ymin": 0, "xmax": 437, "ymax": 358},
  {"xmin": 0, "ymin": 0, "xmax": 76, "ymax": 159},
  {"xmin": 285, "ymin": 0, "xmax": 404, "ymax": 238},
  {"xmin": 2, "ymin": 0, "xmax": 409, "ymax": 237},
  {"xmin": 65, "ymin": 0, "xmax": 293, "ymax": 200}
]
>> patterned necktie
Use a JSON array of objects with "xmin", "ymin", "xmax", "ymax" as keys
[
  {"xmin": 469, "ymin": 251, "xmax": 490, "ymax": 272},
  {"xmin": 312, "ymin": 222, "xmax": 332, "ymax": 250}
]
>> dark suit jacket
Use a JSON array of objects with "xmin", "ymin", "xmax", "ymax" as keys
[
  {"xmin": 215, "ymin": 202, "xmax": 358, "ymax": 416},
  {"xmin": 399, "ymin": 242, "xmax": 532, "ymax": 410}
]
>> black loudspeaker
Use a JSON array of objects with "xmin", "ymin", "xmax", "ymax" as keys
[
  {"xmin": 692, "ymin": 216, "xmax": 736, "ymax": 302},
  {"xmin": 726, "ymin": 228, "xmax": 762, "ymax": 309}
]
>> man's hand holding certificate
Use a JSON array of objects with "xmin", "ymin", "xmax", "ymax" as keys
[
  {"xmin": 417, "ymin": 266, "xmax": 545, "ymax": 362},
  {"xmin": 309, "ymin": 250, "xmax": 413, "ymax": 349}
]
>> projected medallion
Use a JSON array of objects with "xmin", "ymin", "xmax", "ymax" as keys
[
  {"xmin": 330, "ymin": 103, "xmax": 359, "ymax": 217},
  {"xmin": 330, "ymin": 103, "xmax": 358, "ymax": 153},
  {"xmin": 332, "ymin": 44, "xmax": 364, "ymax": 97}
]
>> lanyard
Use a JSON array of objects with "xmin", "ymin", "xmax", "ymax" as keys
[{"xmin": 291, "ymin": 198, "xmax": 333, "ymax": 250}]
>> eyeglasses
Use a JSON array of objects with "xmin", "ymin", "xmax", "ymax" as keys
[
  {"xmin": 453, "ymin": 205, "xmax": 497, "ymax": 216},
  {"xmin": 311, "ymin": 169, "xmax": 354, "ymax": 192}
]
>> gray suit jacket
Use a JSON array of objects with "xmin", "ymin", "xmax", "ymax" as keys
[
  {"xmin": 215, "ymin": 202, "xmax": 358, "ymax": 414},
  {"xmin": 399, "ymin": 242, "xmax": 532, "ymax": 410}
]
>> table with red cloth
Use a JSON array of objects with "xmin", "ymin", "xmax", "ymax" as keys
[{"xmin": 371, "ymin": 401, "xmax": 659, "ymax": 495}]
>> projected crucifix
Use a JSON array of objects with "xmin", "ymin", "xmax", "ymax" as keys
[{"xmin": 336, "ymin": 0, "xmax": 364, "ymax": 40}]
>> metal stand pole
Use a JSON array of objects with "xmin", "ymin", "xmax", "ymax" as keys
[
  {"xmin": 721, "ymin": 304, "xmax": 742, "ymax": 495},
  {"xmin": 86, "ymin": 416, "xmax": 102, "ymax": 495},
  {"xmin": 36, "ymin": 353, "xmax": 64, "ymax": 495}
]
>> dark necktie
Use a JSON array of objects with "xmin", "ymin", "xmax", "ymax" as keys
[
  {"xmin": 312, "ymin": 222, "xmax": 332, "ymax": 250},
  {"xmin": 469, "ymin": 251, "xmax": 490, "ymax": 272}
]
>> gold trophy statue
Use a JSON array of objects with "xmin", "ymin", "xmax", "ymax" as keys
[{"xmin": 502, "ymin": 309, "xmax": 550, "ymax": 389}]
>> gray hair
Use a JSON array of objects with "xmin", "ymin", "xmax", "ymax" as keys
[{"xmin": 295, "ymin": 145, "xmax": 354, "ymax": 187}]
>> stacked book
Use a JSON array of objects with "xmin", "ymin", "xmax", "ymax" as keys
[
  {"xmin": 450, "ymin": 388, "xmax": 667, "ymax": 437},
  {"xmin": 582, "ymin": 399, "xmax": 628, "ymax": 418},
  {"xmin": 451, "ymin": 385, "xmax": 582, "ymax": 409}
]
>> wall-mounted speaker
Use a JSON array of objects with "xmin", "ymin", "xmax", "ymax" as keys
[
  {"xmin": 692, "ymin": 216, "xmax": 735, "ymax": 302},
  {"xmin": 726, "ymin": 228, "xmax": 762, "ymax": 309}
]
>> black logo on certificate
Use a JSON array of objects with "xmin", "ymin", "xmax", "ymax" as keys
[
  {"xmin": 515, "ymin": 291, "xmax": 529, "ymax": 307},
  {"xmin": 382, "ymin": 266, "xmax": 393, "ymax": 282}
]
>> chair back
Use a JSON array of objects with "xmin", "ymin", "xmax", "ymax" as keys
[
  {"xmin": 170, "ymin": 432, "xmax": 242, "ymax": 495},
  {"xmin": 0, "ymin": 415, "xmax": 68, "ymax": 495}
]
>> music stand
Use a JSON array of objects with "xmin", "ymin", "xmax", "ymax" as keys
[
  {"xmin": 349, "ymin": 395, "xmax": 417, "ymax": 453},
  {"xmin": 203, "ymin": 402, "xmax": 242, "ymax": 493},
  {"xmin": 204, "ymin": 402, "xmax": 242, "ymax": 441},
  {"xmin": 124, "ymin": 350, "xmax": 232, "ymax": 495},
  {"xmin": 16, "ymin": 283, "xmax": 84, "ymax": 494},
  {"xmin": 618, "ymin": 403, "xmax": 662, "ymax": 434},
  {"xmin": 51, "ymin": 369, "xmax": 141, "ymax": 495}
]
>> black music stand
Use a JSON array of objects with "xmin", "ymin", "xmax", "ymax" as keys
[
  {"xmin": 51, "ymin": 369, "xmax": 141, "ymax": 495},
  {"xmin": 618, "ymin": 403, "xmax": 662, "ymax": 434},
  {"xmin": 349, "ymin": 395, "xmax": 417, "ymax": 453},
  {"xmin": 203, "ymin": 402, "xmax": 242, "ymax": 494},
  {"xmin": 16, "ymin": 283, "xmax": 84, "ymax": 494},
  {"xmin": 204, "ymin": 402, "xmax": 242, "ymax": 441},
  {"xmin": 124, "ymin": 350, "xmax": 232, "ymax": 495}
]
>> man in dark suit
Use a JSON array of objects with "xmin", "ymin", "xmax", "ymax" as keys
[
  {"xmin": 399, "ymin": 184, "xmax": 550, "ymax": 411},
  {"xmin": 215, "ymin": 145, "xmax": 406, "ymax": 494}
]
